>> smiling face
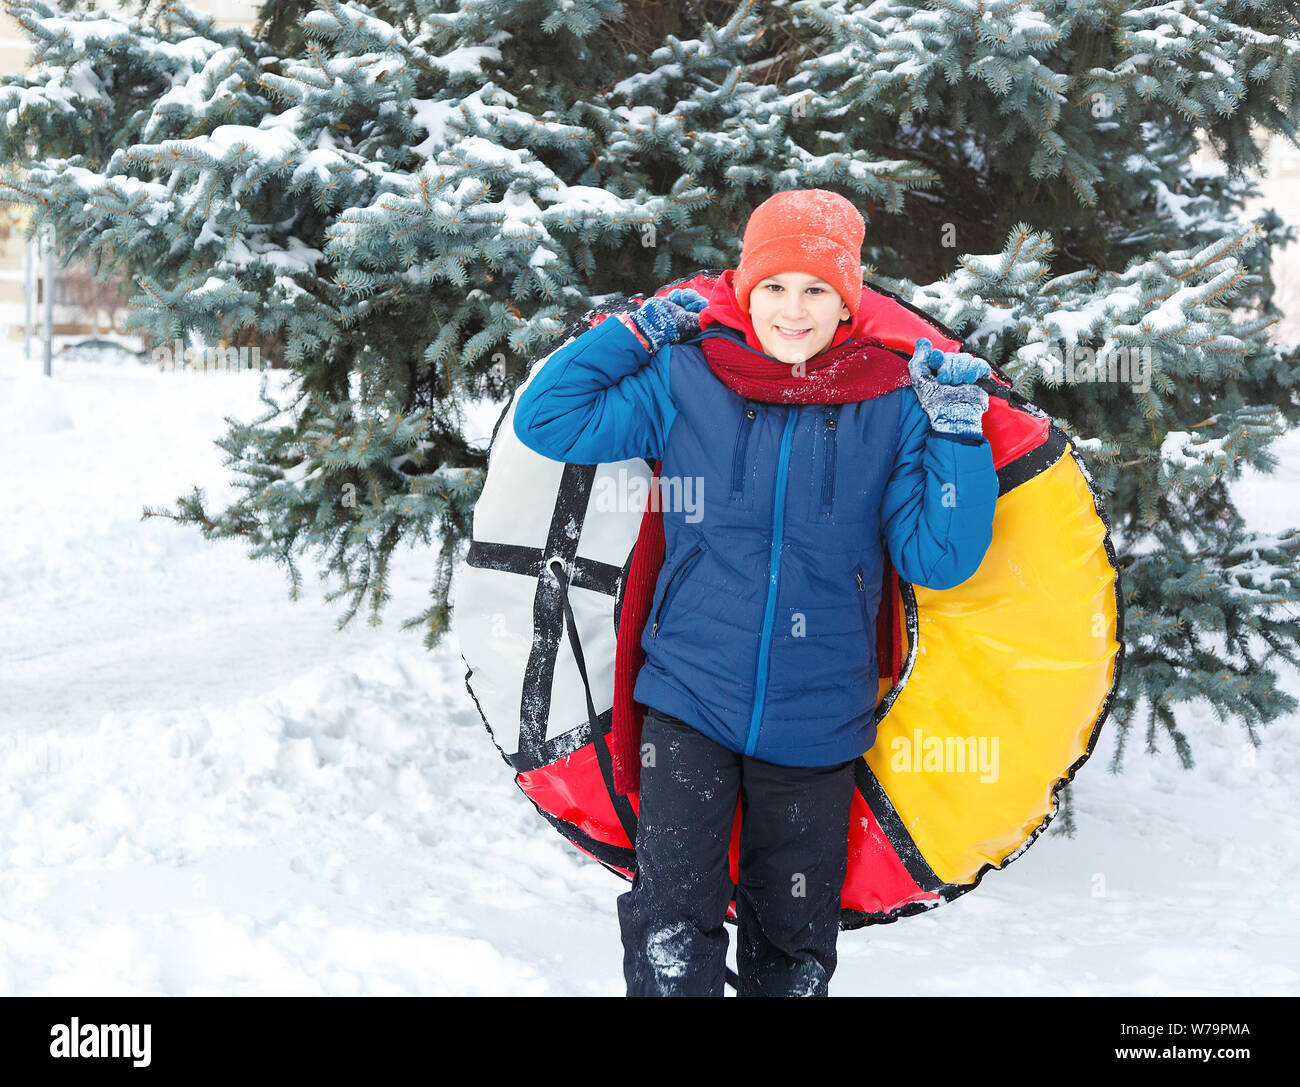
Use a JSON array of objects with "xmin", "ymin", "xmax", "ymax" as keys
[{"xmin": 748, "ymin": 271, "xmax": 852, "ymax": 364}]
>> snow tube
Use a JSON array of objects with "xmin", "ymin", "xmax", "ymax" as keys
[{"xmin": 454, "ymin": 268, "xmax": 1124, "ymax": 927}]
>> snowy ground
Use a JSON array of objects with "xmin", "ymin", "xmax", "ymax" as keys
[{"xmin": 0, "ymin": 341, "xmax": 1297, "ymax": 996}]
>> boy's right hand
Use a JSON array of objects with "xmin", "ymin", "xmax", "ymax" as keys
[{"xmin": 629, "ymin": 289, "xmax": 707, "ymax": 353}]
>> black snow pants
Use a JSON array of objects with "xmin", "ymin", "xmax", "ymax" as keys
[{"xmin": 616, "ymin": 704, "xmax": 858, "ymax": 997}]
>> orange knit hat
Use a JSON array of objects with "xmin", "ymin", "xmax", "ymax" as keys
[{"xmin": 733, "ymin": 189, "xmax": 866, "ymax": 320}]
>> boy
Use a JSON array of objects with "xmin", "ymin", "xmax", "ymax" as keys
[{"xmin": 513, "ymin": 189, "xmax": 998, "ymax": 996}]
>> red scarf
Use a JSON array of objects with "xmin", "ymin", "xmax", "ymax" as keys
[{"xmin": 607, "ymin": 270, "xmax": 964, "ymax": 797}]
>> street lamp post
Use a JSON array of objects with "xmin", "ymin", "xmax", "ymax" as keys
[{"xmin": 43, "ymin": 224, "xmax": 53, "ymax": 377}]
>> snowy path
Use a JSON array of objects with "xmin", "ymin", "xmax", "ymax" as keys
[{"xmin": 0, "ymin": 347, "xmax": 1297, "ymax": 995}]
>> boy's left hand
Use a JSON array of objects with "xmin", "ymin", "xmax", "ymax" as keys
[{"xmin": 908, "ymin": 337, "xmax": 992, "ymax": 440}]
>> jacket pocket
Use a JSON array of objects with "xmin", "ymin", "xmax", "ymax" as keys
[
  {"xmin": 652, "ymin": 538, "xmax": 710, "ymax": 638},
  {"xmin": 730, "ymin": 403, "xmax": 757, "ymax": 504},
  {"xmin": 853, "ymin": 563, "xmax": 871, "ymax": 632},
  {"xmin": 820, "ymin": 409, "xmax": 838, "ymax": 516}
]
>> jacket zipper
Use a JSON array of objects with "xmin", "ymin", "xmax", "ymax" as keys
[
  {"xmin": 651, "ymin": 538, "xmax": 708, "ymax": 638},
  {"xmin": 730, "ymin": 404, "xmax": 757, "ymax": 499},
  {"xmin": 855, "ymin": 564, "xmax": 870, "ymax": 630},
  {"xmin": 743, "ymin": 408, "xmax": 798, "ymax": 757},
  {"xmin": 821, "ymin": 409, "xmax": 838, "ymax": 514}
]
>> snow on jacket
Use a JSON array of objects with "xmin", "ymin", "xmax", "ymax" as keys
[{"xmin": 511, "ymin": 312, "xmax": 999, "ymax": 767}]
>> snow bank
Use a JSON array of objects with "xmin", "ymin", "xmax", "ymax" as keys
[{"xmin": 0, "ymin": 343, "xmax": 1297, "ymax": 995}]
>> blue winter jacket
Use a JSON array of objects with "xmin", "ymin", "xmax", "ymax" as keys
[{"xmin": 512, "ymin": 313, "xmax": 999, "ymax": 767}]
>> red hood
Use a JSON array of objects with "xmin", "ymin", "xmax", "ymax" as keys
[
  {"xmin": 676, "ymin": 267, "xmax": 963, "ymax": 357},
  {"xmin": 695, "ymin": 267, "xmax": 868, "ymax": 355}
]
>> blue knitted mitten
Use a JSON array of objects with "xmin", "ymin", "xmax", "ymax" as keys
[
  {"xmin": 908, "ymin": 337, "xmax": 991, "ymax": 439},
  {"xmin": 629, "ymin": 289, "xmax": 708, "ymax": 353}
]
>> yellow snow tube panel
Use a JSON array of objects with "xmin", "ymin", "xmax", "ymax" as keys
[{"xmin": 869, "ymin": 436, "xmax": 1121, "ymax": 887}]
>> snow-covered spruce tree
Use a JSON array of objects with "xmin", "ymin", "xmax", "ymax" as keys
[
  {"xmin": 0, "ymin": 0, "xmax": 846, "ymax": 639},
  {"xmin": 0, "ymin": 0, "xmax": 917, "ymax": 638},
  {"xmin": 777, "ymin": 0, "xmax": 1300, "ymax": 793},
  {"xmin": 1, "ymin": 0, "xmax": 1299, "ymax": 793}
]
